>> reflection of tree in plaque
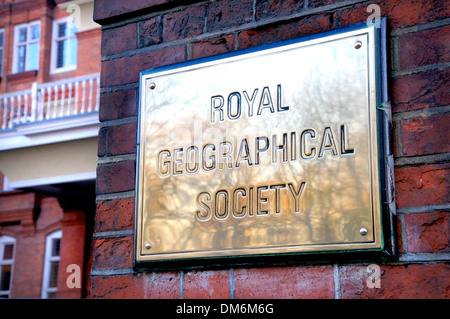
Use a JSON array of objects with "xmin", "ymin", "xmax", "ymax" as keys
[{"xmin": 137, "ymin": 26, "xmax": 384, "ymax": 261}]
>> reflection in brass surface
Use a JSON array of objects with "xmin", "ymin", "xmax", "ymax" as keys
[{"xmin": 136, "ymin": 26, "xmax": 383, "ymax": 262}]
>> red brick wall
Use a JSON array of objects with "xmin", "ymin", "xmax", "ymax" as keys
[
  {"xmin": 92, "ymin": 0, "xmax": 449, "ymax": 299},
  {"xmin": 48, "ymin": 27, "xmax": 101, "ymax": 82},
  {"xmin": 0, "ymin": 0, "xmax": 52, "ymax": 93},
  {"xmin": 0, "ymin": 0, "xmax": 101, "ymax": 93},
  {"xmin": 0, "ymin": 192, "xmax": 88, "ymax": 298}
]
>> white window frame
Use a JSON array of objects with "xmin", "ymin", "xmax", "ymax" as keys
[
  {"xmin": 50, "ymin": 17, "xmax": 78, "ymax": 74},
  {"xmin": 41, "ymin": 230, "xmax": 62, "ymax": 299},
  {"xmin": 0, "ymin": 235, "xmax": 16, "ymax": 298},
  {"xmin": 12, "ymin": 20, "xmax": 41, "ymax": 73},
  {"xmin": 0, "ymin": 28, "xmax": 4, "ymax": 76}
]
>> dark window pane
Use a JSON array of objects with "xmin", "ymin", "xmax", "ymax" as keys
[
  {"xmin": 51, "ymin": 238, "xmax": 61, "ymax": 257},
  {"xmin": 48, "ymin": 261, "xmax": 59, "ymax": 288},
  {"xmin": 0, "ymin": 265, "xmax": 11, "ymax": 291},
  {"xmin": 3, "ymin": 244, "xmax": 14, "ymax": 260},
  {"xmin": 56, "ymin": 40, "xmax": 65, "ymax": 68},
  {"xmin": 58, "ymin": 23, "xmax": 66, "ymax": 38},
  {"xmin": 46, "ymin": 292, "xmax": 56, "ymax": 299}
]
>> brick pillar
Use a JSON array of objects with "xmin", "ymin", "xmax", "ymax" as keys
[
  {"xmin": 37, "ymin": 0, "xmax": 55, "ymax": 84},
  {"xmin": 92, "ymin": 0, "xmax": 450, "ymax": 299}
]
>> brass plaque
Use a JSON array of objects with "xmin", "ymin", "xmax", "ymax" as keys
[{"xmin": 136, "ymin": 25, "xmax": 384, "ymax": 262}]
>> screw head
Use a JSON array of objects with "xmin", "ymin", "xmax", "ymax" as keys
[
  {"xmin": 360, "ymin": 227, "xmax": 368, "ymax": 236},
  {"xmin": 149, "ymin": 82, "xmax": 156, "ymax": 90},
  {"xmin": 354, "ymin": 40, "xmax": 363, "ymax": 49},
  {"xmin": 145, "ymin": 242, "xmax": 152, "ymax": 250}
]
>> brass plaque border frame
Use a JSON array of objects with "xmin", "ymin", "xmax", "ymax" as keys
[{"xmin": 135, "ymin": 22, "xmax": 395, "ymax": 265}]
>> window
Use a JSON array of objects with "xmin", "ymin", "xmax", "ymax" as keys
[
  {"xmin": 0, "ymin": 236, "xmax": 16, "ymax": 298},
  {"xmin": 0, "ymin": 29, "xmax": 4, "ymax": 76},
  {"xmin": 13, "ymin": 21, "xmax": 40, "ymax": 73},
  {"xmin": 41, "ymin": 230, "xmax": 62, "ymax": 299},
  {"xmin": 51, "ymin": 17, "xmax": 77, "ymax": 73}
]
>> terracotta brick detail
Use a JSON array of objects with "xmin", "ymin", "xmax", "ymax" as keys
[
  {"xmin": 98, "ymin": 122, "xmax": 137, "ymax": 157},
  {"xmin": 193, "ymin": 35, "xmax": 235, "ymax": 59},
  {"xmin": 403, "ymin": 211, "xmax": 449, "ymax": 253},
  {"xmin": 237, "ymin": 15, "xmax": 331, "ymax": 49},
  {"xmin": 101, "ymin": 46, "xmax": 185, "ymax": 87},
  {"xmin": 91, "ymin": 272, "xmax": 181, "ymax": 299},
  {"xmin": 163, "ymin": 5, "xmax": 206, "ymax": 41},
  {"xmin": 398, "ymin": 25, "xmax": 450, "ymax": 70},
  {"xmin": 401, "ymin": 114, "xmax": 450, "ymax": 156},
  {"xmin": 139, "ymin": 18, "xmax": 161, "ymax": 47},
  {"xmin": 395, "ymin": 163, "xmax": 450, "ymax": 208},
  {"xmin": 95, "ymin": 198, "xmax": 135, "ymax": 232},
  {"xmin": 93, "ymin": 236, "xmax": 134, "ymax": 270},
  {"xmin": 206, "ymin": 0, "xmax": 253, "ymax": 32},
  {"xmin": 340, "ymin": 263, "xmax": 450, "ymax": 299},
  {"xmin": 391, "ymin": 69, "xmax": 450, "ymax": 113},
  {"xmin": 96, "ymin": 161, "xmax": 136, "ymax": 195},
  {"xmin": 99, "ymin": 89, "xmax": 137, "ymax": 121},
  {"xmin": 234, "ymin": 266, "xmax": 335, "ymax": 299},
  {"xmin": 101, "ymin": 23, "xmax": 137, "ymax": 56},
  {"xmin": 183, "ymin": 270, "xmax": 230, "ymax": 299}
]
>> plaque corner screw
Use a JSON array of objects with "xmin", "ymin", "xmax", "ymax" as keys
[
  {"xmin": 149, "ymin": 82, "xmax": 156, "ymax": 90},
  {"xmin": 354, "ymin": 40, "xmax": 363, "ymax": 49},
  {"xmin": 360, "ymin": 227, "xmax": 368, "ymax": 236},
  {"xmin": 145, "ymin": 242, "xmax": 152, "ymax": 250}
]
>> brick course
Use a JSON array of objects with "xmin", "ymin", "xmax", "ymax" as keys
[
  {"xmin": 91, "ymin": 272, "xmax": 181, "ymax": 299},
  {"xmin": 395, "ymin": 163, "xmax": 449, "ymax": 208},
  {"xmin": 391, "ymin": 69, "xmax": 450, "ymax": 113},
  {"xmin": 401, "ymin": 114, "xmax": 450, "ymax": 156},
  {"xmin": 339, "ymin": 263, "xmax": 450, "ymax": 299},
  {"xmin": 234, "ymin": 265, "xmax": 335, "ymax": 299},
  {"xmin": 101, "ymin": 23, "xmax": 137, "ymax": 56},
  {"xmin": 99, "ymin": 89, "xmax": 137, "ymax": 121},
  {"xmin": 92, "ymin": 0, "xmax": 450, "ymax": 299},
  {"xmin": 139, "ymin": 18, "xmax": 162, "ymax": 47},
  {"xmin": 100, "ymin": 46, "xmax": 185, "ymax": 87},
  {"xmin": 98, "ymin": 122, "xmax": 138, "ymax": 157},
  {"xmin": 163, "ymin": 5, "xmax": 206, "ymax": 42},
  {"xmin": 96, "ymin": 161, "xmax": 136, "ymax": 195},
  {"xmin": 183, "ymin": 270, "xmax": 230, "ymax": 299},
  {"xmin": 93, "ymin": 236, "xmax": 134, "ymax": 270},
  {"xmin": 397, "ymin": 25, "xmax": 450, "ymax": 70},
  {"xmin": 403, "ymin": 211, "xmax": 449, "ymax": 253},
  {"xmin": 95, "ymin": 198, "xmax": 135, "ymax": 233}
]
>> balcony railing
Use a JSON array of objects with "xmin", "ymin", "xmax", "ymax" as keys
[{"xmin": 0, "ymin": 73, "xmax": 100, "ymax": 131}]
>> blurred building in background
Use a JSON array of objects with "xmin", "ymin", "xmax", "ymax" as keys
[{"xmin": 0, "ymin": 0, "xmax": 100, "ymax": 298}]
